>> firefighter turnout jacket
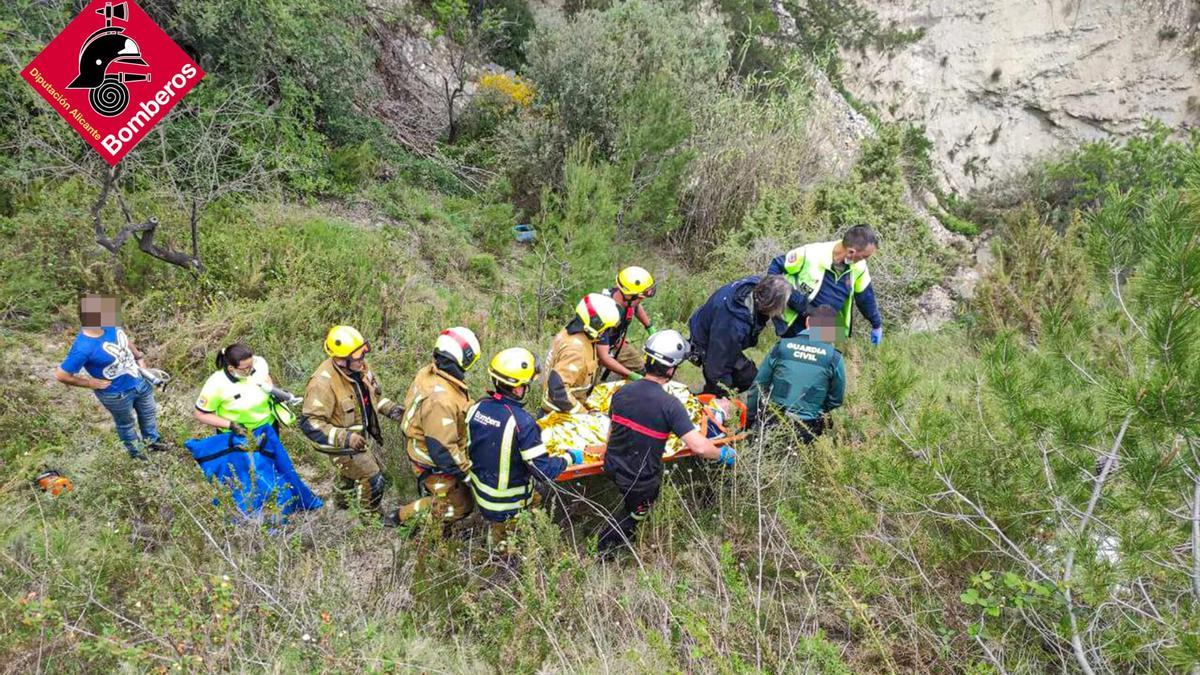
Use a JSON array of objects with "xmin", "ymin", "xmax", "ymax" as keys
[
  {"xmin": 401, "ymin": 363, "xmax": 472, "ymax": 475},
  {"xmin": 542, "ymin": 328, "xmax": 598, "ymax": 414},
  {"xmin": 300, "ymin": 358, "xmax": 400, "ymax": 452}
]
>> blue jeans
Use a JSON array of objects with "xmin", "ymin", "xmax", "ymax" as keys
[{"xmin": 95, "ymin": 378, "xmax": 160, "ymax": 456}]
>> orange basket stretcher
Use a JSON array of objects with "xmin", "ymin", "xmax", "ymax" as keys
[{"xmin": 555, "ymin": 395, "xmax": 747, "ymax": 482}]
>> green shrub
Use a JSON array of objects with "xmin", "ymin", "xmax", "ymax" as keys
[
  {"xmin": 898, "ymin": 124, "xmax": 938, "ymax": 190},
  {"xmin": 512, "ymin": 143, "xmax": 628, "ymax": 329},
  {"xmin": 680, "ymin": 61, "xmax": 820, "ymax": 248},
  {"xmin": 938, "ymin": 209, "xmax": 980, "ymax": 236},
  {"xmin": 940, "ymin": 192, "xmax": 993, "ymax": 234},
  {"xmin": 0, "ymin": 2, "xmax": 365, "ymax": 204},
  {"xmin": 495, "ymin": 113, "xmax": 572, "ymax": 216},
  {"xmin": 776, "ymin": 0, "xmax": 924, "ymax": 85},
  {"xmin": 811, "ymin": 128, "xmax": 946, "ymax": 319},
  {"xmin": 1033, "ymin": 123, "xmax": 1200, "ymax": 225},
  {"xmin": 470, "ymin": 202, "xmax": 519, "ymax": 255},
  {"xmin": 165, "ymin": 0, "xmax": 377, "ymax": 144},
  {"xmin": 972, "ymin": 208, "xmax": 1092, "ymax": 338},
  {"xmin": 522, "ymin": 0, "xmax": 728, "ymax": 154},
  {"xmin": 329, "ymin": 141, "xmax": 380, "ymax": 193},
  {"xmin": 498, "ymin": 0, "xmax": 729, "ymax": 217},
  {"xmin": 716, "ymin": 0, "xmax": 785, "ymax": 78},
  {"xmin": 609, "ymin": 75, "xmax": 695, "ymax": 236},
  {"xmin": 467, "ymin": 253, "xmax": 499, "ymax": 282},
  {"xmin": 485, "ymin": 0, "xmax": 536, "ymax": 69},
  {"xmin": 703, "ymin": 186, "xmax": 822, "ymax": 285},
  {"xmin": 389, "ymin": 150, "xmax": 473, "ymax": 197},
  {"xmin": 696, "ymin": 124, "xmax": 946, "ymax": 326}
]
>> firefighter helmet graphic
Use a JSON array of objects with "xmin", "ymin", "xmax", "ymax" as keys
[{"xmin": 66, "ymin": 2, "xmax": 150, "ymax": 117}]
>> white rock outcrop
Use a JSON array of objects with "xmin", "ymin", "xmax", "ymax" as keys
[{"xmin": 843, "ymin": 0, "xmax": 1200, "ymax": 192}]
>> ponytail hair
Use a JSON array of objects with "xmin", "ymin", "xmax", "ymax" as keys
[{"xmin": 216, "ymin": 343, "xmax": 254, "ymax": 370}]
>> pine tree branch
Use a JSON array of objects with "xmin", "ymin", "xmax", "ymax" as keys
[
  {"xmin": 1112, "ymin": 268, "xmax": 1147, "ymax": 340},
  {"xmin": 1188, "ymin": 437, "xmax": 1200, "ymax": 606},
  {"xmin": 1192, "ymin": 469, "xmax": 1200, "ymax": 604}
]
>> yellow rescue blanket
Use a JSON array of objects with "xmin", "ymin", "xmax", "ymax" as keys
[{"xmin": 537, "ymin": 381, "xmax": 705, "ymax": 460}]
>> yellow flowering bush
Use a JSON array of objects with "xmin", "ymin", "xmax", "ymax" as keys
[{"xmin": 477, "ymin": 72, "xmax": 535, "ymax": 110}]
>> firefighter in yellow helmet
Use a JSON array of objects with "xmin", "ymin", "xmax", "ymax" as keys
[
  {"xmin": 542, "ymin": 293, "xmax": 621, "ymax": 414},
  {"xmin": 467, "ymin": 347, "xmax": 584, "ymax": 555},
  {"xmin": 597, "ymin": 266, "xmax": 658, "ymax": 382},
  {"xmin": 300, "ymin": 326, "xmax": 405, "ymax": 517},
  {"xmin": 393, "ymin": 327, "xmax": 481, "ymax": 526}
]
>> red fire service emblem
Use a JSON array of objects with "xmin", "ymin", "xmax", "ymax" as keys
[{"xmin": 21, "ymin": 0, "xmax": 205, "ymax": 166}]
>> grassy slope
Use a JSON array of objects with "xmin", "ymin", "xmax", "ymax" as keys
[
  {"xmin": 0, "ymin": 162, "xmax": 1000, "ymax": 672},
  {"xmin": 6, "ymin": 0, "xmax": 1194, "ymax": 663},
  {"xmin": 8, "ymin": 148, "xmax": 1195, "ymax": 673}
]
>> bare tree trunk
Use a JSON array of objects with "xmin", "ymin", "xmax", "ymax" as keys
[
  {"xmin": 442, "ymin": 44, "xmax": 468, "ymax": 146},
  {"xmin": 1063, "ymin": 412, "xmax": 1134, "ymax": 675},
  {"xmin": 1192, "ymin": 465, "xmax": 1200, "ymax": 604}
]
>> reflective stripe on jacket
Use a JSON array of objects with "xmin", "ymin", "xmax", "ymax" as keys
[
  {"xmin": 767, "ymin": 240, "xmax": 879, "ymax": 335},
  {"xmin": 467, "ymin": 392, "xmax": 567, "ymax": 521},
  {"xmin": 542, "ymin": 329, "xmax": 597, "ymax": 414},
  {"xmin": 401, "ymin": 363, "xmax": 471, "ymax": 474},
  {"xmin": 300, "ymin": 358, "xmax": 399, "ymax": 453}
]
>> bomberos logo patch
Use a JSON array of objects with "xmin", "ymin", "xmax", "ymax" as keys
[{"xmin": 21, "ymin": 0, "xmax": 205, "ymax": 165}]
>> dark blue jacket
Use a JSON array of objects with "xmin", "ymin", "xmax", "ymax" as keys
[
  {"xmin": 467, "ymin": 392, "xmax": 568, "ymax": 522},
  {"xmin": 687, "ymin": 276, "xmax": 770, "ymax": 390}
]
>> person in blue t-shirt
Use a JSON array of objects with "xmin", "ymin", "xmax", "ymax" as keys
[{"xmin": 54, "ymin": 294, "xmax": 165, "ymax": 459}]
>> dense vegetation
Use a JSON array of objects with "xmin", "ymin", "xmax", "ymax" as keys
[{"xmin": 1, "ymin": 1, "xmax": 1197, "ymax": 672}]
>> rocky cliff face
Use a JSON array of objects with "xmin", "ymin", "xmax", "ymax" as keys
[
  {"xmin": 368, "ymin": 1, "xmax": 483, "ymax": 154},
  {"xmin": 843, "ymin": 0, "xmax": 1200, "ymax": 192}
]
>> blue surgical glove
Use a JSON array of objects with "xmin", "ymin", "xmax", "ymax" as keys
[
  {"xmin": 566, "ymin": 448, "xmax": 585, "ymax": 465},
  {"xmin": 870, "ymin": 326, "xmax": 883, "ymax": 345},
  {"xmin": 717, "ymin": 446, "xmax": 736, "ymax": 467}
]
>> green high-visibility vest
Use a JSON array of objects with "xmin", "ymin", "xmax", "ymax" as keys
[
  {"xmin": 778, "ymin": 240, "xmax": 872, "ymax": 335},
  {"xmin": 196, "ymin": 362, "xmax": 280, "ymax": 429}
]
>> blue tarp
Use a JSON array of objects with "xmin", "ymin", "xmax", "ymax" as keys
[{"xmin": 184, "ymin": 425, "xmax": 323, "ymax": 517}]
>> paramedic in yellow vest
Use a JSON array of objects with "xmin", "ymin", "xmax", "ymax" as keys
[
  {"xmin": 542, "ymin": 293, "xmax": 622, "ymax": 414},
  {"xmin": 299, "ymin": 326, "xmax": 406, "ymax": 515},
  {"xmin": 767, "ymin": 225, "xmax": 884, "ymax": 344},
  {"xmin": 596, "ymin": 266, "xmax": 658, "ymax": 381},
  {"xmin": 394, "ymin": 326, "xmax": 481, "ymax": 526},
  {"xmin": 194, "ymin": 342, "xmax": 300, "ymax": 436}
]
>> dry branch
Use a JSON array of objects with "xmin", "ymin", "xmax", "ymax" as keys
[{"xmin": 90, "ymin": 166, "xmax": 202, "ymax": 271}]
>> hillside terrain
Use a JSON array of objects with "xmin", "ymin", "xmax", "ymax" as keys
[
  {"xmin": 1, "ymin": 1, "xmax": 1198, "ymax": 672},
  {"xmin": 843, "ymin": 0, "xmax": 1200, "ymax": 191}
]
